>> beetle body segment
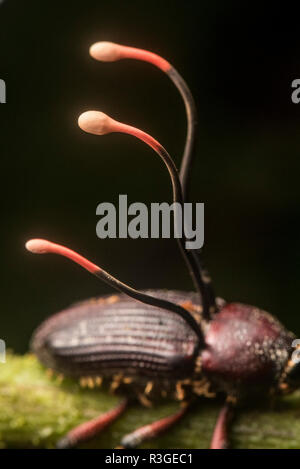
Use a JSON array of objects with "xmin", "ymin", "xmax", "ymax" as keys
[
  {"xmin": 202, "ymin": 303, "xmax": 295, "ymax": 398},
  {"xmin": 31, "ymin": 290, "xmax": 206, "ymax": 399}
]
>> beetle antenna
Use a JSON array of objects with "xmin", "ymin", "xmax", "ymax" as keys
[
  {"xmin": 89, "ymin": 41, "xmax": 196, "ymax": 202},
  {"xmin": 25, "ymin": 238, "xmax": 204, "ymax": 341},
  {"xmin": 78, "ymin": 110, "xmax": 214, "ymax": 319}
]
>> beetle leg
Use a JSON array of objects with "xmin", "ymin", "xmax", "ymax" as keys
[
  {"xmin": 210, "ymin": 404, "xmax": 233, "ymax": 449},
  {"xmin": 56, "ymin": 399, "xmax": 128, "ymax": 449},
  {"xmin": 120, "ymin": 404, "xmax": 188, "ymax": 448}
]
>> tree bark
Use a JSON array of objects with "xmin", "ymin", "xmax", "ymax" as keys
[{"xmin": 0, "ymin": 354, "xmax": 299, "ymax": 449}]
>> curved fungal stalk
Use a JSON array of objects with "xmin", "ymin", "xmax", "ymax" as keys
[
  {"xmin": 89, "ymin": 41, "xmax": 171, "ymax": 72},
  {"xmin": 78, "ymin": 110, "xmax": 213, "ymax": 319},
  {"xmin": 78, "ymin": 110, "xmax": 180, "ymax": 200},
  {"xmin": 25, "ymin": 238, "xmax": 204, "ymax": 342},
  {"xmin": 87, "ymin": 44, "xmax": 217, "ymax": 315},
  {"xmin": 89, "ymin": 41, "xmax": 197, "ymax": 202}
]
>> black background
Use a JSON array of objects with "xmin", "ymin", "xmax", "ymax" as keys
[{"xmin": 1, "ymin": 0, "xmax": 300, "ymax": 352}]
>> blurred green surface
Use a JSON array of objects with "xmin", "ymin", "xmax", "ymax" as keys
[{"xmin": 1, "ymin": 354, "xmax": 300, "ymax": 449}]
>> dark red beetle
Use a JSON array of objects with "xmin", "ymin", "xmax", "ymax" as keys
[{"xmin": 26, "ymin": 42, "xmax": 299, "ymax": 449}]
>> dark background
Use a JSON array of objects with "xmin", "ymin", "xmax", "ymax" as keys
[{"xmin": 0, "ymin": 0, "xmax": 300, "ymax": 353}]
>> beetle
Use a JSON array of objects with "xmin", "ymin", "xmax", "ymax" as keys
[{"xmin": 26, "ymin": 41, "xmax": 300, "ymax": 449}]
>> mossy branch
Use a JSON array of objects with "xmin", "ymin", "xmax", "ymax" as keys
[{"xmin": 0, "ymin": 354, "xmax": 300, "ymax": 449}]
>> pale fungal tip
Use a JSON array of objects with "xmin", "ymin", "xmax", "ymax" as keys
[
  {"xmin": 78, "ymin": 111, "xmax": 115, "ymax": 136},
  {"xmin": 25, "ymin": 239, "xmax": 51, "ymax": 254},
  {"xmin": 89, "ymin": 41, "xmax": 122, "ymax": 62}
]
